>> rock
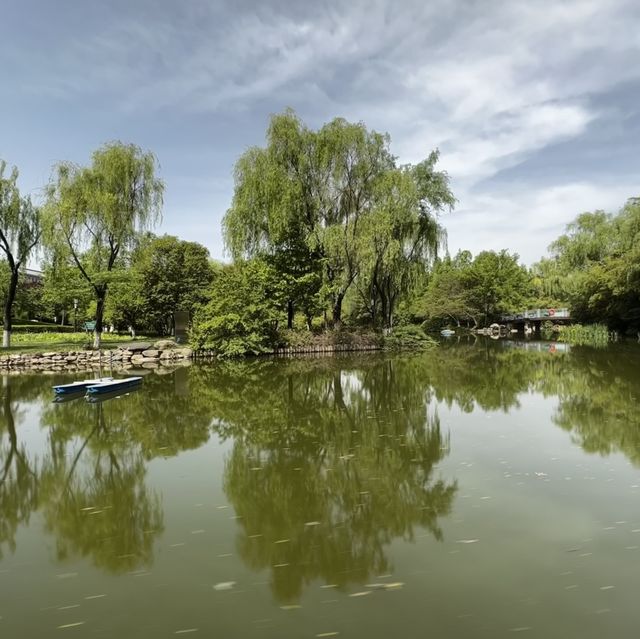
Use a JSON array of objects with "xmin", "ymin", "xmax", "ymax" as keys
[
  {"xmin": 154, "ymin": 339, "xmax": 178, "ymax": 350},
  {"xmin": 141, "ymin": 349, "xmax": 159, "ymax": 358},
  {"xmin": 131, "ymin": 354, "xmax": 145, "ymax": 364},
  {"xmin": 174, "ymin": 348, "xmax": 193, "ymax": 359},
  {"xmin": 159, "ymin": 350, "xmax": 174, "ymax": 359},
  {"xmin": 119, "ymin": 342, "xmax": 152, "ymax": 353},
  {"xmin": 42, "ymin": 352, "xmax": 58, "ymax": 358},
  {"xmin": 65, "ymin": 356, "xmax": 77, "ymax": 363}
]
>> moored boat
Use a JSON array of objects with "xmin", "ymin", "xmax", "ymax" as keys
[
  {"xmin": 440, "ymin": 329, "xmax": 455, "ymax": 337},
  {"xmin": 53, "ymin": 377, "xmax": 113, "ymax": 394},
  {"xmin": 85, "ymin": 377, "xmax": 143, "ymax": 395}
]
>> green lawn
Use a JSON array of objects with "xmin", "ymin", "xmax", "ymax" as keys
[{"xmin": 2, "ymin": 332, "xmax": 154, "ymax": 354}]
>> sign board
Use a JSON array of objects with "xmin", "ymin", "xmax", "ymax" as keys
[{"xmin": 173, "ymin": 311, "xmax": 190, "ymax": 344}]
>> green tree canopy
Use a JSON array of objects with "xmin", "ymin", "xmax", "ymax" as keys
[
  {"xmin": 223, "ymin": 110, "xmax": 453, "ymax": 329},
  {"xmin": 43, "ymin": 142, "xmax": 164, "ymax": 347},
  {"xmin": 0, "ymin": 160, "xmax": 41, "ymax": 347}
]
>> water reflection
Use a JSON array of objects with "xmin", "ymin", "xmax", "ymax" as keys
[
  {"xmin": 1, "ymin": 339, "xmax": 640, "ymax": 593},
  {"xmin": 0, "ymin": 376, "xmax": 39, "ymax": 560},
  {"xmin": 216, "ymin": 359, "xmax": 456, "ymax": 602}
]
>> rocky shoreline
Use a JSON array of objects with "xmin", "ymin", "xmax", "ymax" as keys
[{"xmin": 0, "ymin": 340, "xmax": 193, "ymax": 372}]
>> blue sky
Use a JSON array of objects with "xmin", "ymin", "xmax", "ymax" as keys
[{"xmin": 1, "ymin": 0, "xmax": 639, "ymax": 264}]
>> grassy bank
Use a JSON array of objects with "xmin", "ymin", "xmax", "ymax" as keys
[{"xmin": 3, "ymin": 332, "xmax": 152, "ymax": 354}]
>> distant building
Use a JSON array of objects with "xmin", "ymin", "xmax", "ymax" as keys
[{"xmin": 23, "ymin": 268, "xmax": 44, "ymax": 286}]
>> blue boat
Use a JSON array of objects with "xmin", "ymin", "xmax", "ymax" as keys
[
  {"xmin": 85, "ymin": 377, "xmax": 143, "ymax": 395},
  {"xmin": 53, "ymin": 377, "xmax": 113, "ymax": 395},
  {"xmin": 85, "ymin": 385, "xmax": 142, "ymax": 403}
]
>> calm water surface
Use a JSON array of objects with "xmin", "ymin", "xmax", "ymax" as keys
[{"xmin": 1, "ymin": 339, "xmax": 639, "ymax": 638}]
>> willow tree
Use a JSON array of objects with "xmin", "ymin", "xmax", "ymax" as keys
[
  {"xmin": 223, "ymin": 110, "xmax": 395, "ymax": 325},
  {"xmin": 358, "ymin": 152, "xmax": 454, "ymax": 329},
  {"xmin": 223, "ymin": 110, "xmax": 454, "ymax": 327},
  {"xmin": 0, "ymin": 161, "xmax": 41, "ymax": 348},
  {"xmin": 44, "ymin": 143, "xmax": 163, "ymax": 347}
]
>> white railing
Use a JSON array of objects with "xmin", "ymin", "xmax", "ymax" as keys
[{"xmin": 501, "ymin": 308, "xmax": 571, "ymax": 321}]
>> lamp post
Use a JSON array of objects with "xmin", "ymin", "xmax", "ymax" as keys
[{"xmin": 73, "ymin": 298, "xmax": 78, "ymax": 332}]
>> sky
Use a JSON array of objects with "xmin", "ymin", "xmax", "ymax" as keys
[{"xmin": 1, "ymin": 0, "xmax": 639, "ymax": 265}]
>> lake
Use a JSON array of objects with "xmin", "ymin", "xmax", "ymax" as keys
[{"xmin": 1, "ymin": 339, "xmax": 639, "ymax": 638}]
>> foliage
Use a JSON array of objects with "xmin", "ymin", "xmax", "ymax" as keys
[
  {"xmin": 41, "ymin": 259, "xmax": 93, "ymax": 326},
  {"xmin": 223, "ymin": 109, "xmax": 453, "ymax": 328},
  {"xmin": 43, "ymin": 142, "xmax": 163, "ymax": 347},
  {"xmin": 279, "ymin": 328, "xmax": 382, "ymax": 350},
  {"xmin": 9, "ymin": 331, "xmax": 149, "ymax": 347},
  {"xmin": 0, "ymin": 160, "xmax": 42, "ymax": 347},
  {"xmin": 190, "ymin": 259, "xmax": 284, "ymax": 357},
  {"xmin": 419, "ymin": 249, "xmax": 530, "ymax": 327},
  {"xmin": 557, "ymin": 324, "xmax": 612, "ymax": 347},
  {"xmin": 12, "ymin": 322, "xmax": 76, "ymax": 334},
  {"xmin": 534, "ymin": 199, "xmax": 640, "ymax": 332},
  {"xmin": 383, "ymin": 324, "xmax": 437, "ymax": 350}
]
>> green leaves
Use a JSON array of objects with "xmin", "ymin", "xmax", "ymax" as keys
[
  {"xmin": 538, "ymin": 199, "xmax": 640, "ymax": 331},
  {"xmin": 191, "ymin": 259, "xmax": 284, "ymax": 357},
  {"xmin": 43, "ymin": 142, "xmax": 163, "ymax": 344},
  {"xmin": 0, "ymin": 159, "xmax": 42, "ymax": 345},
  {"xmin": 223, "ymin": 110, "xmax": 454, "ymax": 328}
]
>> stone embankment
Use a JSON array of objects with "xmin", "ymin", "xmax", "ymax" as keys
[{"xmin": 0, "ymin": 340, "xmax": 193, "ymax": 372}]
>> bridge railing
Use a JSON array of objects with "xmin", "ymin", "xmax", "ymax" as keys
[{"xmin": 501, "ymin": 308, "xmax": 571, "ymax": 321}]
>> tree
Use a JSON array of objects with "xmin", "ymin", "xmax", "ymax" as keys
[
  {"xmin": 463, "ymin": 250, "xmax": 529, "ymax": 323},
  {"xmin": 358, "ymin": 154, "xmax": 453, "ymax": 329},
  {"xmin": 540, "ymin": 200, "xmax": 640, "ymax": 331},
  {"xmin": 0, "ymin": 160, "xmax": 41, "ymax": 347},
  {"xmin": 223, "ymin": 110, "xmax": 451, "ymax": 327},
  {"xmin": 40, "ymin": 258, "xmax": 93, "ymax": 327},
  {"xmin": 191, "ymin": 258, "xmax": 285, "ymax": 357},
  {"xmin": 132, "ymin": 234, "xmax": 215, "ymax": 335},
  {"xmin": 419, "ymin": 253, "xmax": 479, "ymax": 328},
  {"xmin": 418, "ymin": 250, "xmax": 528, "ymax": 327},
  {"xmin": 44, "ymin": 142, "xmax": 163, "ymax": 347}
]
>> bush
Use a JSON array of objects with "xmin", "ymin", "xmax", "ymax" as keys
[
  {"xmin": 10, "ymin": 331, "xmax": 148, "ymax": 346},
  {"xmin": 557, "ymin": 324, "xmax": 612, "ymax": 347},
  {"xmin": 384, "ymin": 324, "xmax": 437, "ymax": 351},
  {"xmin": 190, "ymin": 260, "xmax": 283, "ymax": 358},
  {"xmin": 13, "ymin": 323, "xmax": 76, "ymax": 334}
]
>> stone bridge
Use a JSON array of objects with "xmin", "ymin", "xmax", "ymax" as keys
[{"xmin": 500, "ymin": 308, "xmax": 572, "ymax": 334}]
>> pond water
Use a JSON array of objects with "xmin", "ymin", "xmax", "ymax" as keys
[{"xmin": 1, "ymin": 339, "xmax": 639, "ymax": 638}]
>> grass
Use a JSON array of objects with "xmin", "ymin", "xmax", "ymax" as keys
[{"xmin": 2, "ymin": 331, "xmax": 153, "ymax": 354}]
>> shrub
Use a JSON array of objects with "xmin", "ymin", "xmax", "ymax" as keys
[
  {"xmin": 557, "ymin": 324, "xmax": 612, "ymax": 347},
  {"xmin": 384, "ymin": 324, "xmax": 437, "ymax": 351}
]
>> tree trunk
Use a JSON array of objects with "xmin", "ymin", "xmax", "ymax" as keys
[
  {"xmin": 94, "ymin": 290, "xmax": 106, "ymax": 349},
  {"xmin": 3, "ymin": 268, "xmax": 19, "ymax": 348},
  {"xmin": 380, "ymin": 291, "xmax": 389, "ymax": 330},
  {"xmin": 287, "ymin": 300, "xmax": 294, "ymax": 330},
  {"xmin": 332, "ymin": 293, "xmax": 344, "ymax": 327}
]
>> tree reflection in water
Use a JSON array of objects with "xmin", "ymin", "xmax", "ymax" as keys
[
  {"xmin": 1, "ymin": 339, "xmax": 640, "ymax": 593},
  {"xmin": 211, "ymin": 357, "xmax": 457, "ymax": 603}
]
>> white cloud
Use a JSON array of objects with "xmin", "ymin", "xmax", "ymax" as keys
[
  {"xmin": 3, "ymin": 0, "xmax": 640, "ymax": 260},
  {"xmin": 443, "ymin": 181, "xmax": 637, "ymax": 264}
]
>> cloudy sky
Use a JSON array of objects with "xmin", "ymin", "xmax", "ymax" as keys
[{"xmin": 1, "ymin": 0, "xmax": 639, "ymax": 264}]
